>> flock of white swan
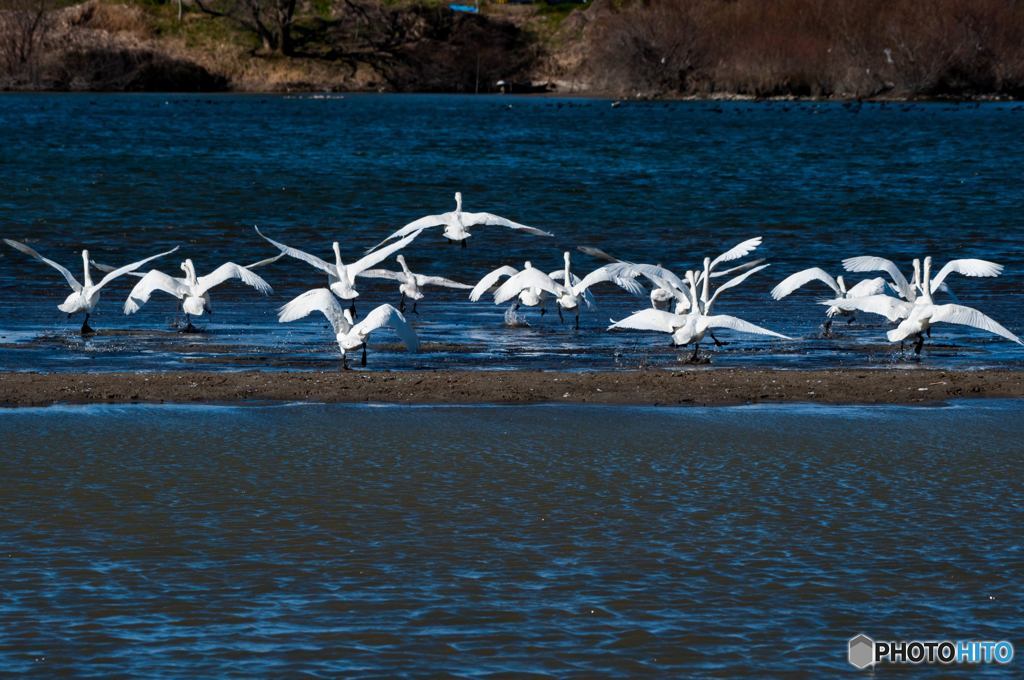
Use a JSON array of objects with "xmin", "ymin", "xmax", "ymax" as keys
[{"xmin": 4, "ymin": 192, "xmax": 1021, "ymax": 368}]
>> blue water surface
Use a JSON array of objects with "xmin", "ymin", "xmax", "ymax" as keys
[{"xmin": 0, "ymin": 94, "xmax": 1021, "ymax": 370}]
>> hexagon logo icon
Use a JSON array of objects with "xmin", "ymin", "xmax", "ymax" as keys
[{"xmin": 848, "ymin": 634, "xmax": 875, "ymax": 669}]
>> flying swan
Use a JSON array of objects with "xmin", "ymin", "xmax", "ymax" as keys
[
  {"xmin": 277, "ymin": 288, "xmax": 419, "ymax": 369},
  {"xmin": 256, "ymin": 225, "xmax": 422, "ymax": 315},
  {"xmin": 368, "ymin": 192, "xmax": 554, "ymax": 251},
  {"xmin": 360, "ymin": 254, "xmax": 472, "ymax": 314},
  {"xmin": 610, "ymin": 266, "xmax": 788, "ymax": 362},
  {"xmin": 823, "ymin": 257, "xmax": 1020, "ymax": 354},
  {"xmin": 121, "ymin": 258, "xmax": 274, "ymax": 332},
  {"xmin": 491, "ymin": 252, "xmax": 645, "ymax": 329},
  {"xmin": 771, "ymin": 268, "xmax": 887, "ymax": 334},
  {"xmin": 4, "ymin": 238, "xmax": 178, "ymax": 334}
]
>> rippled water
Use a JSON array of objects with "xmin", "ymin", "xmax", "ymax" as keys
[
  {"xmin": 1, "ymin": 401, "xmax": 1021, "ymax": 675},
  {"xmin": 0, "ymin": 94, "xmax": 1022, "ymax": 371}
]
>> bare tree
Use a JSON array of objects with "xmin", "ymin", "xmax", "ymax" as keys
[
  {"xmin": 193, "ymin": 0, "xmax": 298, "ymax": 55},
  {"xmin": 0, "ymin": 0, "xmax": 54, "ymax": 79}
]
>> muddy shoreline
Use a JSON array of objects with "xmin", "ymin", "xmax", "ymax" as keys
[{"xmin": 1, "ymin": 369, "xmax": 1022, "ymax": 408}]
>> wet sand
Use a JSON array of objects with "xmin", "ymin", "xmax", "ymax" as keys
[{"xmin": 1, "ymin": 369, "xmax": 1023, "ymax": 407}]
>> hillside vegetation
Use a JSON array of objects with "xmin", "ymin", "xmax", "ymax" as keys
[{"xmin": 2, "ymin": 0, "xmax": 1023, "ymax": 97}]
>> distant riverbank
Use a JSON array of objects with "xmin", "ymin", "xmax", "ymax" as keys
[
  {"xmin": 3, "ymin": 369, "xmax": 1023, "ymax": 407},
  {"xmin": 2, "ymin": 0, "xmax": 1022, "ymax": 99}
]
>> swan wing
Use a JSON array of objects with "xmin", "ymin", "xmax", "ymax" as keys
[
  {"xmin": 822, "ymin": 294, "xmax": 912, "ymax": 322},
  {"xmin": 255, "ymin": 226, "xmax": 335, "ymax": 276},
  {"xmin": 576, "ymin": 245, "xmax": 622, "ymax": 263},
  {"xmin": 930, "ymin": 258, "xmax": 1003, "ymax": 291},
  {"xmin": 92, "ymin": 260, "xmax": 145, "ymax": 278},
  {"xmin": 3, "ymin": 238, "xmax": 83, "ymax": 292},
  {"xmin": 469, "ymin": 265, "xmax": 519, "ymax": 301},
  {"xmin": 709, "ymin": 236, "xmax": 762, "ymax": 271},
  {"xmin": 416, "ymin": 274, "xmax": 473, "ymax": 289},
  {"xmin": 461, "ymin": 212, "xmax": 554, "ymax": 237},
  {"xmin": 124, "ymin": 269, "xmax": 188, "ymax": 314},
  {"xmin": 359, "ymin": 268, "xmax": 405, "ymax": 282},
  {"xmin": 844, "ymin": 276, "xmax": 888, "ymax": 298},
  {"xmin": 704, "ymin": 314, "xmax": 791, "ymax": 339},
  {"xmin": 350, "ymin": 229, "xmax": 423, "ymax": 276},
  {"xmin": 771, "ymin": 267, "xmax": 840, "ymax": 300},
  {"xmin": 365, "ymin": 214, "xmax": 446, "ymax": 253},
  {"xmin": 355, "ymin": 304, "xmax": 420, "ymax": 352},
  {"xmin": 493, "ymin": 268, "xmax": 560, "ymax": 305},
  {"xmin": 245, "ymin": 252, "xmax": 286, "ymax": 269},
  {"xmin": 707, "ymin": 263, "xmax": 771, "ymax": 308},
  {"xmin": 95, "ymin": 246, "xmax": 179, "ymax": 291},
  {"xmin": 196, "ymin": 262, "xmax": 273, "ymax": 297},
  {"xmin": 929, "ymin": 304, "xmax": 1022, "ymax": 344},
  {"xmin": 574, "ymin": 263, "xmax": 645, "ymax": 296},
  {"xmin": 842, "ymin": 256, "xmax": 912, "ymax": 299},
  {"xmin": 627, "ymin": 264, "xmax": 688, "ymax": 293},
  {"xmin": 709, "ymin": 258, "xmax": 767, "ymax": 279},
  {"xmin": 608, "ymin": 308, "xmax": 681, "ymax": 333},
  {"xmin": 278, "ymin": 288, "xmax": 350, "ymax": 334}
]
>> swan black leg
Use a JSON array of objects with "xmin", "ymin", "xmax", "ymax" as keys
[
  {"xmin": 349, "ymin": 301, "xmax": 357, "ymax": 319},
  {"xmin": 574, "ymin": 310, "xmax": 580, "ymax": 331},
  {"xmin": 399, "ymin": 293, "xmax": 405, "ymax": 313},
  {"xmin": 182, "ymin": 314, "xmax": 198, "ymax": 334},
  {"xmin": 460, "ymin": 239, "xmax": 467, "ymax": 249},
  {"xmin": 557, "ymin": 307, "xmax": 564, "ymax": 324},
  {"xmin": 709, "ymin": 330, "xmax": 726, "ymax": 347},
  {"xmin": 914, "ymin": 333, "xmax": 925, "ymax": 355},
  {"xmin": 342, "ymin": 353, "xmax": 350, "ymax": 370},
  {"xmin": 540, "ymin": 306, "xmax": 546, "ymax": 318},
  {"xmin": 690, "ymin": 342, "xmax": 700, "ymax": 362},
  {"xmin": 80, "ymin": 313, "xmax": 94, "ymax": 335},
  {"xmin": 823, "ymin": 318, "xmax": 833, "ymax": 336},
  {"xmin": 412, "ymin": 301, "xmax": 419, "ymax": 315},
  {"xmin": 361, "ymin": 343, "xmax": 367, "ymax": 367},
  {"xmin": 926, "ymin": 327, "xmax": 931, "ymax": 338}
]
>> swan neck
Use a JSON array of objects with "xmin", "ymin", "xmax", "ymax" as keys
[
  {"xmin": 700, "ymin": 262, "xmax": 710, "ymax": 304},
  {"xmin": 922, "ymin": 258, "xmax": 932, "ymax": 300},
  {"xmin": 333, "ymin": 243, "xmax": 344, "ymax": 271},
  {"xmin": 82, "ymin": 250, "xmax": 93, "ymax": 287}
]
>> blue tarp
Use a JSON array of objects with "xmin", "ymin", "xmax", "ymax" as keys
[{"xmin": 449, "ymin": 4, "xmax": 479, "ymax": 12}]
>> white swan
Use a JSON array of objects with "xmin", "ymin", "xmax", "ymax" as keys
[
  {"xmin": 610, "ymin": 269, "xmax": 789, "ymax": 361},
  {"xmin": 824, "ymin": 257, "xmax": 1021, "ymax": 354},
  {"xmin": 579, "ymin": 242, "xmax": 765, "ymax": 313},
  {"xmin": 278, "ymin": 288, "xmax": 419, "ymax": 369},
  {"xmin": 577, "ymin": 246, "xmax": 691, "ymax": 312},
  {"xmin": 256, "ymin": 225, "xmax": 422, "ymax": 314},
  {"xmin": 492, "ymin": 252, "xmax": 644, "ymax": 329},
  {"xmin": 771, "ymin": 268, "xmax": 887, "ymax": 333},
  {"xmin": 469, "ymin": 261, "xmax": 554, "ymax": 317},
  {"xmin": 4, "ymin": 238, "xmax": 178, "ymax": 334},
  {"xmin": 360, "ymin": 254, "xmax": 472, "ymax": 314},
  {"xmin": 368, "ymin": 192, "xmax": 554, "ymax": 251},
  {"xmin": 843, "ymin": 255, "xmax": 1002, "ymax": 301},
  {"xmin": 122, "ymin": 258, "xmax": 274, "ymax": 332},
  {"xmin": 696, "ymin": 237, "xmax": 764, "ymax": 309}
]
